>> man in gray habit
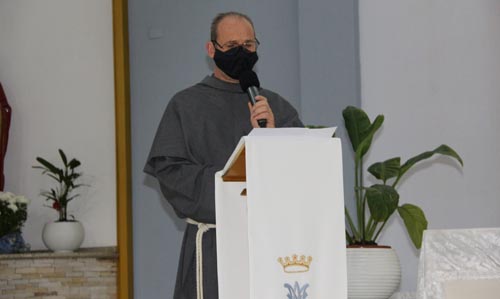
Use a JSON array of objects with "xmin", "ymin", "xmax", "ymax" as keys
[{"xmin": 144, "ymin": 11, "xmax": 303, "ymax": 299}]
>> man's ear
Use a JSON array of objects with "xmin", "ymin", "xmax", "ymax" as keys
[{"xmin": 206, "ymin": 41, "xmax": 215, "ymax": 59}]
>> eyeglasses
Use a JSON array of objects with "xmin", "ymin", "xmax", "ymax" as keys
[{"xmin": 212, "ymin": 38, "xmax": 260, "ymax": 52}]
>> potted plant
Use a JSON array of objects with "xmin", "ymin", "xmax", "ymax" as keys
[
  {"xmin": 342, "ymin": 106, "xmax": 463, "ymax": 299},
  {"xmin": 0, "ymin": 191, "xmax": 30, "ymax": 253},
  {"xmin": 33, "ymin": 149, "xmax": 85, "ymax": 252}
]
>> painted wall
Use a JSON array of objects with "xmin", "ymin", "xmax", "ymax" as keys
[
  {"xmin": 359, "ymin": 0, "xmax": 500, "ymax": 291},
  {"xmin": 0, "ymin": 0, "xmax": 117, "ymax": 249},
  {"xmin": 129, "ymin": 0, "xmax": 360, "ymax": 297},
  {"xmin": 298, "ymin": 0, "xmax": 360, "ymax": 227}
]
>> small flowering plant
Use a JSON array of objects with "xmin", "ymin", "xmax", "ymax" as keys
[
  {"xmin": 33, "ymin": 149, "xmax": 83, "ymax": 222},
  {"xmin": 0, "ymin": 191, "xmax": 29, "ymax": 237}
]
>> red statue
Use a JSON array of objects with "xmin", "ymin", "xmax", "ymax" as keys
[{"xmin": 0, "ymin": 83, "xmax": 12, "ymax": 191}]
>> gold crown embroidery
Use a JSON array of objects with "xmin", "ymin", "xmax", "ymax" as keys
[{"xmin": 277, "ymin": 254, "xmax": 312, "ymax": 273}]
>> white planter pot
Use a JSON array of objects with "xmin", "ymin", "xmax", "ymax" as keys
[
  {"xmin": 42, "ymin": 221, "xmax": 84, "ymax": 252},
  {"xmin": 347, "ymin": 247, "xmax": 401, "ymax": 299}
]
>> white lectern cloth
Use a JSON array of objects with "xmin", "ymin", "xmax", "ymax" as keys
[{"xmin": 215, "ymin": 128, "xmax": 347, "ymax": 299}]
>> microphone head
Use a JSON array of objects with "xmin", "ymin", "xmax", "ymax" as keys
[{"xmin": 239, "ymin": 70, "xmax": 260, "ymax": 91}]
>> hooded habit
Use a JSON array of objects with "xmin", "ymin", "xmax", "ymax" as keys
[{"xmin": 144, "ymin": 75, "xmax": 303, "ymax": 299}]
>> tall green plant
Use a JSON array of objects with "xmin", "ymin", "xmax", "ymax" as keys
[
  {"xmin": 33, "ymin": 149, "xmax": 83, "ymax": 222},
  {"xmin": 343, "ymin": 106, "xmax": 463, "ymax": 248}
]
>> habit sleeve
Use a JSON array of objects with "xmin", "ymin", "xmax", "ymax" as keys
[{"xmin": 144, "ymin": 99, "xmax": 218, "ymax": 223}]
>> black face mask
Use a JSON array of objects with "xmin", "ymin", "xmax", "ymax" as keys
[{"xmin": 213, "ymin": 46, "xmax": 258, "ymax": 80}]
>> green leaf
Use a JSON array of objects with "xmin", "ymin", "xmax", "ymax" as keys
[
  {"xmin": 366, "ymin": 185, "xmax": 399, "ymax": 222},
  {"xmin": 368, "ymin": 157, "xmax": 401, "ymax": 181},
  {"xmin": 59, "ymin": 149, "xmax": 68, "ymax": 166},
  {"xmin": 355, "ymin": 115, "xmax": 384, "ymax": 162},
  {"xmin": 398, "ymin": 204, "xmax": 428, "ymax": 249},
  {"xmin": 434, "ymin": 145, "xmax": 463, "ymax": 166},
  {"xmin": 41, "ymin": 191, "xmax": 57, "ymax": 201},
  {"xmin": 57, "ymin": 171, "xmax": 65, "ymax": 182},
  {"xmin": 343, "ymin": 106, "xmax": 384, "ymax": 160},
  {"xmin": 305, "ymin": 125, "xmax": 326, "ymax": 129},
  {"xmin": 47, "ymin": 173, "xmax": 60, "ymax": 182},
  {"xmin": 398, "ymin": 144, "xmax": 463, "ymax": 182},
  {"xmin": 343, "ymin": 106, "xmax": 372, "ymax": 152},
  {"xmin": 67, "ymin": 194, "xmax": 80, "ymax": 202},
  {"xmin": 35, "ymin": 157, "xmax": 59, "ymax": 174},
  {"xmin": 70, "ymin": 173, "xmax": 82, "ymax": 180},
  {"xmin": 68, "ymin": 159, "xmax": 81, "ymax": 169}
]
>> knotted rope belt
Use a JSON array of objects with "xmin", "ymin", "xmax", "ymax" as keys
[{"xmin": 186, "ymin": 218, "xmax": 216, "ymax": 299}]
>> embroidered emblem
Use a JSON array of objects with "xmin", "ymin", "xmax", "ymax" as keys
[
  {"xmin": 278, "ymin": 254, "xmax": 312, "ymax": 273},
  {"xmin": 284, "ymin": 281, "xmax": 310, "ymax": 299}
]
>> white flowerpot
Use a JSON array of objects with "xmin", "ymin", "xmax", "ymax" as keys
[
  {"xmin": 347, "ymin": 246, "xmax": 401, "ymax": 299},
  {"xmin": 42, "ymin": 221, "xmax": 84, "ymax": 252}
]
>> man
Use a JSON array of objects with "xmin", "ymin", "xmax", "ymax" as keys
[{"xmin": 144, "ymin": 12, "xmax": 303, "ymax": 299}]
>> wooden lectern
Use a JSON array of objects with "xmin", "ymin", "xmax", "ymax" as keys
[{"xmin": 215, "ymin": 128, "xmax": 347, "ymax": 299}]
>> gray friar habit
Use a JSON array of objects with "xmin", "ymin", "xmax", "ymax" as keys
[{"xmin": 144, "ymin": 75, "xmax": 303, "ymax": 299}]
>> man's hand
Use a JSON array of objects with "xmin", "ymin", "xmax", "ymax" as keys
[{"xmin": 247, "ymin": 95, "xmax": 275, "ymax": 128}]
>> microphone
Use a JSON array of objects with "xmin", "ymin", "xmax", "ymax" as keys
[{"xmin": 239, "ymin": 70, "xmax": 267, "ymax": 128}]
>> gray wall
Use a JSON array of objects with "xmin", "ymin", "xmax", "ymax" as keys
[
  {"xmin": 359, "ymin": 0, "xmax": 500, "ymax": 291},
  {"xmin": 128, "ymin": 1, "xmax": 360, "ymax": 297}
]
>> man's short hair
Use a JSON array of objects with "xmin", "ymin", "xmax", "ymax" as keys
[{"xmin": 210, "ymin": 12, "xmax": 255, "ymax": 41}]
